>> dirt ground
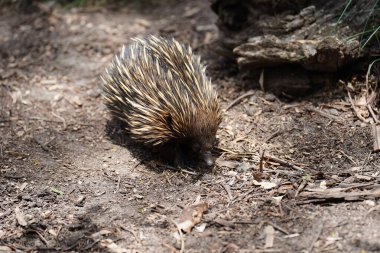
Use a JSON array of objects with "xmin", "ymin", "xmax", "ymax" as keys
[{"xmin": 1, "ymin": 1, "xmax": 380, "ymax": 253}]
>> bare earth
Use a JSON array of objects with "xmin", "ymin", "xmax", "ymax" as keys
[{"xmin": 0, "ymin": 1, "xmax": 379, "ymax": 253}]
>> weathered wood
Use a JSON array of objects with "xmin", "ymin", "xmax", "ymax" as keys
[
  {"xmin": 234, "ymin": 36, "xmax": 360, "ymax": 72},
  {"xmin": 372, "ymin": 124, "xmax": 380, "ymax": 152},
  {"xmin": 211, "ymin": 0, "xmax": 380, "ymax": 95}
]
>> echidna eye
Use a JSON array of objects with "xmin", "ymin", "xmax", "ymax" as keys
[{"xmin": 192, "ymin": 143, "xmax": 200, "ymax": 151}]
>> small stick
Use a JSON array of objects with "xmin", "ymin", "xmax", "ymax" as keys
[
  {"xmin": 255, "ymin": 221, "xmax": 289, "ymax": 235},
  {"xmin": 120, "ymin": 225, "xmax": 140, "ymax": 245},
  {"xmin": 114, "ymin": 175, "xmax": 121, "ymax": 193},
  {"xmin": 231, "ymin": 190, "xmax": 266, "ymax": 205},
  {"xmin": 295, "ymin": 180, "xmax": 308, "ymax": 197},
  {"xmin": 51, "ymin": 112, "xmax": 67, "ymax": 130},
  {"xmin": 156, "ymin": 163, "xmax": 198, "ymax": 175},
  {"xmin": 216, "ymin": 147, "xmax": 238, "ymax": 154},
  {"xmin": 338, "ymin": 150, "xmax": 358, "ymax": 165},
  {"xmin": 264, "ymin": 130, "xmax": 282, "ymax": 143},
  {"xmin": 266, "ymin": 221, "xmax": 289, "ymax": 235},
  {"xmin": 347, "ymin": 91, "xmax": 371, "ymax": 123},
  {"xmin": 170, "ymin": 219, "xmax": 185, "ymax": 253},
  {"xmin": 221, "ymin": 183, "xmax": 233, "ymax": 202},
  {"xmin": 307, "ymin": 107, "xmax": 344, "ymax": 124},
  {"xmin": 133, "ymin": 159, "xmax": 145, "ymax": 169},
  {"xmin": 264, "ymin": 155, "xmax": 304, "ymax": 171},
  {"xmin": 259, "ymin": 149, "xmax": 265, "ymax": 172},
  {"xmin": 225, "ymin": 91, "xmax": 255, "ymax": 112},
  {"xmin": 27, "ymin": 229, "xmax": 49, "ymax": 245},
  {"xmin": 367, "ymin": 104, "xmax": 379, "ymax": 123},
  {"xmin": 28, "ymin": 117, "xmax": 62, "ymax": 123},
  {"xmin": 306, "ymin": 224, "xmax": 324, "ymax": 253}
]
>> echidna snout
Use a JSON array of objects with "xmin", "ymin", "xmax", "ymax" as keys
[
  {"xmin": 186, "ymin": 109, "xmax": 220, "ymax": 166},
  {"xmin": 203, "ymin": 151, "xmax": 214, "ymax": 166}
]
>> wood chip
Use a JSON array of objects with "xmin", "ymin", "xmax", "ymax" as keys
[{"xmin": 264, "ymin": 225, "xmax": 275, "ymax": 248}]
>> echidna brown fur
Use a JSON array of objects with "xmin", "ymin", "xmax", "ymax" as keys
[{"xmin": 101, "ymin": 35, "xmax": 222, "ymax": 166}]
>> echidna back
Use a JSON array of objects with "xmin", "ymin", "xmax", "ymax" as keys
[{"xmin": 102, "ymin": 35, "xmax": 221, "ymax": 148}]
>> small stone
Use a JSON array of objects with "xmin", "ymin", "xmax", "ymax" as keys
[
  {"xmin": 249, "ymin": 95, "xmax": 258, "ymax": 103},
  {"xmin": 327, "ymin": 108, "xmax": 339, "ymax": 116},
  {"xmin": 236, "ymin": 162, "xmax": 251, "ymax": 172},
  {"xmin": 246, "ymin": 106, "xmax": 256, "ymax": 116},
  {"xmin": 87, "ymin": 89, "xmax": 101, "ymax": 98},
  {"xmin": 264, "ymin": 93, "xmax": 276, "ymax": 102}
]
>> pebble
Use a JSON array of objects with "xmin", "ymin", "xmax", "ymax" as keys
[
  {"xmin": 264, "ymin": 93, "xmax": 276, "ymax": 102},
  {"xmin": 246, "ymin": 106, "xmax": 256, "ymax": 116},
  {"xmin": 327, "ymin": 108, "xmax": 339, "ymax": 116},
  {"xmin": 236, "ymin": 162, "xmax": 251, "ymax": 172},
  {"xmin": 249, "ymin": 95, "xmax": 258, "ymax": 103},
  {"xmin": 87, "ymin": 89, "xmax": 101, "ymax": 98}
]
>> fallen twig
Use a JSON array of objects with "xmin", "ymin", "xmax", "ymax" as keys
[
  {"xmin": 367, "ymin": 104, "xmax": 379, "ymax": 123},
  {"xmin": 120, "ymin": 225, "xmax": 140, "ymax": 245},
  {"xmin": 299, "ymin": 187, "xmax": 380, "ymax": 201},
  {"xmin": 338, "ymin": 150, "xmax": 358, "ymax": 165},
  {"xmin": 295, "ymin": 180, "xmax": 308, "ymax": 197},
  {"xmin": 155, "ymin": 163, "xmax": 198, "ymax": 175},
  {"xmin": 114, "ymin": 175, "xmax": 121, "ymax": 193},
  {"xmin": 259, "ymin": 149, "xmax": 265, "ymax": 172},
  {"xmin": 221, "ymin": 183, "xmax": 233, "ymax": 202},
  {"xmin": 225, "ymin": 91, "xmax": 255, "ymax": 112},
  {"xmin": 170, "ymin": 219, "xmax": 185, "ymax": 253},
  {"xmin": 264, "ymin": 155, "xmax": 304, "ymax": 171},
  {"xmin": 51, "ymin": 112, "xmax": 67, "ymax": 130},
  {"xmin": 231, "ymin": 189, "xmax": 266, "ymax": 205},
  {"xmin": 347, "ymin": 90, "xmax": 371, "ymax": 123},
  {"xmin": 307, "ymin": 106, "xmax": 344, "ymax": 124},
  {"xmin": 306, "ymin": 224, "xmax": 323, "ymax": 253},
  {"xmin": 264, "ymin": 130, "xmax": 282, "ymax": 143},
  {"xmin": 26, "ymin": 229, "xmax": 49, "ymax": 246}
]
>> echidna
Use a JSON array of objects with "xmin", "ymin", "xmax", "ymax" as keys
[{"xmin": 102, "ymin": 35, "xmax": 222, "ymax": 166}]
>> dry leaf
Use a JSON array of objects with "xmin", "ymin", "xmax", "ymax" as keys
[
  {"xmin": 48, "ymin": 229, "xmax": 57, "ymax": 237},
  {"xmin": 319, "ymin": 181, "xmax": 327, "ymax": 189},
  {"xmin": 177, "ymin": 203, "xmax": 208, "ymax": 233},
  {"xmin": 272, "ymin": 196, "xmax": 283, "ymax": 205},
  {"xmin": 0, "ymin": 246, "xmax": 12, "ymax": 253},
  {"xmin": 195, "ymin": 223, "xmax": 207, "ymax": 233},
  {"xmin": 91, "ymin": 229, "xmax": 112, "ymax": 240},
  {"xmin": 356, "ymin": 95, "xmax": 367, "ymax": 106},
  {"xmin": 15, "ymin": 207, "xmax": 27, "ymax": 227},
  {"xmin": 253, "ymin": 180, "xmax": 277, "ymax": 190},
  {"xmin": 100, "ymin": 239, "xmax": 128, "ymax": 253},
  {"xmin": 18, "ymin": 182, "xmax": 28, "ymax": 191}
]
